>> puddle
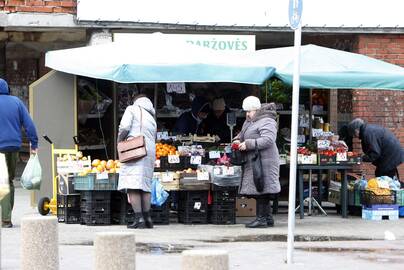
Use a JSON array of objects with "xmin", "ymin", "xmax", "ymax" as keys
[
  {"xmin": 201, "ymin": 234, "xmax": 371, "ymax": 243},
  {"xmin": 296, "ymin": 247, "xmax": 397, "ymax": 253},
  {"xmin": 61, "ymin": 241, "xmax": 194, "ymax": 254}
]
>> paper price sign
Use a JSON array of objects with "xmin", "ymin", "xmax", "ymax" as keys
[
  {"xmin": 312, "ymin": 129, "xmax": 323, "ymax": 138},
  {"xmin": 223, "ymin": 166, "xmax": 235, "ymax": 176},
  {"xmin": 161, "ymin": 173, "xmax": 174, "ymax": 182},
  {"xmin": 336, "ymin": 152, "xmax": 347, "ymax": 162},
  {"xmin": 317, "ymin": 140, "xmax": 330, "ymax": 149},
  {"xmin": 209, "ymin": 151, "xmax": 221, "ymax": 159},
  {"xmin": 197, "ymin": 171, "xmax": 210, "ymax": 181},
  {"xmin": 213, "ymin": 167, "xmax": 222, "ymax": 175},
  {"xmin": 190, "ymin": 156, "xmax": 202, "ymax": 165},
  {"xmin": 157, "ymin": 131, "xmax": 169, "ymax": 140},
  {"xmin": 168, "ymin": 155, "xmax": 180, "ymax": 164},
  {"xmin": 96, "ymin": 172, "xmax": 108, "ymax": 180}
]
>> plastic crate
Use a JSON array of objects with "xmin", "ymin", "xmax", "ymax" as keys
[
  {"xmin": 151, "ymin": 202, "xmax": 170, "ymax": 225},
  {"xmin": 159, "ymin": 156, "xmax": 186, "ymax": 171},
  {"xmin": 211, "ymin": 166, "xmax": 242, "ymax": 187},
  {"xmin": 74, "ymin": 173, "xmax": 118, "ymax": 191},
  {"xmin": 360, "ymin": 190, "xmax": 396, "ymax": 206},
  {"xmin": 211, "ymin": 189, "xmax": 237, "ymax": 203},
  {"xmin": 362, "ymin": 204, "xmax": 399, "ymax": 221},
  {"xmin": 81, "ymin": 212, "xmax": 111, "ymax": 226},
  {"xmin": 57, "ymin": 194, "xmax": 81, "ymax": 224},
  {"xmin": 178, "ymin": 211, "xmax": 208, "ymax": 224},
  {"xmin": 396, "ymin": 190, "xmax": 404, "ymax": 206},
  {"xmin": 399, "ymin": 206, "xmax": 404, "ymax": 217},
  {"xmin": 178, "ymin": 190, "xmax": 208, "ymax": 224},
  {"xmin": 209, "ymin": 209, "xmax": 236, "ymax": 225}
]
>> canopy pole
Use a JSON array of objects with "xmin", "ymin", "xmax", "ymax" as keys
[
  {"xmin": 154, "ymin": 84, "xmax": 158, "ymax": 121},
  {"xmin": 286, "ymin": 22, "xmax": 302, "ymax": 265}
]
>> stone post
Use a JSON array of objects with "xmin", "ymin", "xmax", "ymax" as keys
[
  {"xmin": 182, "ymin": 250, "xmax": 229, "ymax": 270},
  {"xmin": 21, "ymin": 216, "xmax": 59, "ymax": 270},
  {"xmin": 94, "ymin": 232, "xmax": 136, "ymax": 270}
]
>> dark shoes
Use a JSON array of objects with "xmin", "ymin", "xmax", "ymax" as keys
[
  {"xmin": 127, "ymin": 212, "xmax": 153, "ymax": 229},
  {"xmin": 2, "ymin": 221, "xmax": 13, "ymax": 228},
  {"xmin": 245, "ymin": 217, "xmax": 268, "ymax": 228},
  {"xmin": 143, "ymin": 211, "xmax": 154, "ymax": 229},
  {"xmin": 127, "ymin": 213, "xmax": 146, "ymax": 229}
]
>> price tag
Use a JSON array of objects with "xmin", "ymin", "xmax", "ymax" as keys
[
  {"xmin": 209, "ymin": 151, "xmax": 221, "ymax": 159},
  {"xmin": 168, "ymin": 155, "xmax": 180, "ymax": 164},
  {"xmin": 336, "ymin": 152, "xmax": 347, "ymax": 162},
  {"xmin": 161, "ymin": 173, "xmax": 174, "ymax": 182},
  {"xmin": 213, "ymin": 167, "xmax": 221, "ymax": 176},
  {"xmin": 193, "ymin": 202, "xmax": 201, "ymax": 210},
  {"xmin": 166, "ymin": 82, "xmax": 186, "ymax": 94},
  {"xmin": 312, "ymin": 128, "xmax": 323, "ymax": 138},
  {"xmin": 157, "ymin": 131, "xmax": 169, "ymax": 140},
  {"xmin": 96, "ymin": 172, "xmax": 108, "ymax": 180},
  {"xmin": 197, "ymin": 171, "xmax": 210, "ymax": 181},
  {"xmin": 317, "ymin": 140, "xmax": 330, "ymax": 149},
  {"xmin": 190, "ymin": 155, "xmax": 202, "ymax": 165}
]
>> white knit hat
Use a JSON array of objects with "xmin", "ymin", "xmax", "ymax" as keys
[{"xmin": 242, "ymin": 96, "xmax": 261, "ymax": 111}]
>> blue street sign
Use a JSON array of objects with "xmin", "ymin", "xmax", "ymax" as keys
[{"xmin": 289, "ymin": 0, "xmax": 303, "ymax": 30}]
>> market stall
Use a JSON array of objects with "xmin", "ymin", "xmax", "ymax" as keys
[{"xmin": 30, "ymin": 40, "xmax": 404, "ymax": 226}]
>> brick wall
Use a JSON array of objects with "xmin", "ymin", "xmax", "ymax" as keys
[
  {"xmin": 0, "ymin": 0, "xmax": 77, "ymax": 14},
  {"xmin": 353, "ymin": 34, "xmax": 404, "ymax": 179}
]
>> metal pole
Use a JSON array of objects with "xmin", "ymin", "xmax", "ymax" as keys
[{"xmin": 286, "ymin": 23, "xmax": 302, "ymax": 265}]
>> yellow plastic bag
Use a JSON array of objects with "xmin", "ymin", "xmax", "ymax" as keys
[{"xmin": 0, "ymin": 153, "xmax": 10, "ymax": 200}]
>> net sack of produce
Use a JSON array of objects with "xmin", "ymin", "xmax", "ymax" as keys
[{"xmin": 21, "ymin": 154, "xmax": 42, "ymax": 190}]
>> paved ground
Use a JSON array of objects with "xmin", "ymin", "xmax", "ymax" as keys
[{"xmin": 2, "ymin": 186, "xmax": 404, "ymax": 269}]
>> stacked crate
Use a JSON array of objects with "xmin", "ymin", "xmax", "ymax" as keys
[
  {"xmin": 57, "ymin": 194, "xmax": 81, "ymax": 224},
  {"xmin": 178, "ymin": 190, "xmax": 208, "ymax": 224},
  {"xmin": 209, "ymin": 185, "xmax": 237, "ymax": 225},
  {"xmin": 361, "ymin": 190, "xmax": 398, "ymax": 221},
  {"xmin": 80, "ymin": 191, "xmax": 111, "ymax": 225}
]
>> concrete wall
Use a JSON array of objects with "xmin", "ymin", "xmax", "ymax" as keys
[{"xmin": 352, "ymin": 34, "xmax": 404, "ymax": 178}]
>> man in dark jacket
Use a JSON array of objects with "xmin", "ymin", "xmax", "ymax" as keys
[
  {"xmin": 173, "ymin": 96, "xmax": 210, "ymax": 135},
  {"xmin": 0, "ymin": 78, "xmax": 38, "ymax": 228},
  {"xmin": 205, "ymin": 98, "xmax": 231, "ymax": 142},
  {"xmin": 347, "ymin": 118, "xmax": 404, "ymax": 179}
]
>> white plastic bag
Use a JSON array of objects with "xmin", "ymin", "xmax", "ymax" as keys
[
  {"xmin": 0, "ymin": 153, "xmax": 10, "ymax": 200},
  {"xmin": 21, "ymin": 154, "xmax": 42, "ymax": 190}
]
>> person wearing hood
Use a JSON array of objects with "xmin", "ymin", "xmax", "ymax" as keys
[
  {"xmin": 117, "ymin": 94, "xmax": 157, "ymax": 229},
  {"xmin": 173, "ymin": 96, "xmax": 210, "ymax": 135},
  {"xmin": 233, "ymin": 96, "xmax": 280, "ymax": 228},
  {"xmin": 347, "ymin": 118, "xmax": 404, "ymax": 180},
  {"xmin": 205, "ymin": 98, "xmax": 231, "ymax": 142},
  {"xmin": 0, "ymin": 78, "xmax": 38, "ymax": 228}
]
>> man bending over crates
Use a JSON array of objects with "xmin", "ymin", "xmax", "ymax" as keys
[
  {"xmin": 0, "ymin": 78, "xmax": 38, "ymax": 228},
  {"xmin": 347, "ymin": 118, "xmax": 404, "ymax": 183}
]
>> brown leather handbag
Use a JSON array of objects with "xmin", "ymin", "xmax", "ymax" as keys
[{"xmin": 117, "ymin": 107, "xmax": 147, "ymax": 163}]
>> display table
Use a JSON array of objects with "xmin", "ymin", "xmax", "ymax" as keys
[{"xmin": 297, "ymin": 164, "xmax": 353, "ymax": 219}]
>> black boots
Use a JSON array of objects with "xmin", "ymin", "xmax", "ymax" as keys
[
  {"xmin": 127, "ymin": 212, "xmax": 154, "ymax": 229},
  {"xmin": 245, "ymin": 197, "xmax": 274, "ymax": 228},
  {"xmin": 127, "ymin": 212, "xmax": 146, "ymax": 229},
  {"xmin": 143, "ymin": 211, "xmax": 154, "ymax": 229}
]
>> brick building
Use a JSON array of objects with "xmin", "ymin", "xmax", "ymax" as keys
[{"xmin": 1, "ymin": 0, "xmax": 403, "ymax": 178}]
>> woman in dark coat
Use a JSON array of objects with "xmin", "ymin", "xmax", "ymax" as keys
[{"xmin": 234, "ymin": 96, "xmax": 280, "ymax": 228}]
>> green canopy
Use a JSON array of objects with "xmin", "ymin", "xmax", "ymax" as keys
[{"xmin": 253, "ymin": 44, "xmax": 404, "ymax": 90}]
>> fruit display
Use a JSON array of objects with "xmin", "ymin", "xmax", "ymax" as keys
[
  {"xmin": 79, "ymin": 159, "xmax": 120, "ymax": 176},
  {"xmin": 155, "ymin": 143, "xmax": 177, "ymax": 160},
  {"xmin": 57, "ymin": 152, "xmax": 88, "ymax": 162}
]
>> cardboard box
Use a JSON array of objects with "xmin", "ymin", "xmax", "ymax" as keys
[
  {"xmin": 58, "ymin": 173, "xmax": 79, "ymax": 195},
  {"xmin": 236, "ymin": 197, "xmax": 256, "ymax": 217}
]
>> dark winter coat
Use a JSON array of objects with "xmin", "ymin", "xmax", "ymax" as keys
[
  {"xmin": 173, "ymin": 97, "xmax": 210, "ymax": 135},
  {"xmin": 205, "ymin": 107, "xmax": 231, "ymax": 143},
  {"xmin": 360, "ymin": 124, "xmax": 404, "ymax": 173},
  {"xmin": 234, "ymin": 104, "xmax": 281, "ymax": 195}
]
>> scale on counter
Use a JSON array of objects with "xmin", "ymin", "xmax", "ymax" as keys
[{"xmin": 226, "ymin": 112, "xmax": 236, "ymax": 141}]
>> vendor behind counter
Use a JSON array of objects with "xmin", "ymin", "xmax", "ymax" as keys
[
  {"xmin": 173, "ymin": 96, "xmax": 210, "ymax": 135},
  {"xmin": 205, "ymin": 98, "xmax": 231, "ymax": 143}
]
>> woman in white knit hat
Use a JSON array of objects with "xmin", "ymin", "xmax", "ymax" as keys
[{"xmin": 233, "ymin": 96, "xmax": 280, "ymax": 228}]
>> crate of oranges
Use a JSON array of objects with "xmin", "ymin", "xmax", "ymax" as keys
[{"xmin": 155, "ymin": 143, "xmax": 185, "ymax": 171}]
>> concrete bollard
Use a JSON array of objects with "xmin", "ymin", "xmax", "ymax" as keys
[
  {"xmin": 21, "ymin": 216, "xmax": 59, "ymax": 270},
  {"xmin": 94, "ymin": 232, "xmax": 136, "ymax": 270},
  {"xmin": 182, "ymin": 250, "xmax": 229, "ymax": 270}
]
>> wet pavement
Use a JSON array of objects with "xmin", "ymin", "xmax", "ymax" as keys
[{"xmin": 2, "ymin": 187, "xmax": 404, "ymax": 269}]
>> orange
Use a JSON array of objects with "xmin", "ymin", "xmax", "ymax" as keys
[{"xmin": 92, "ymin": 159, "xmax": 101, "ymax": 167}]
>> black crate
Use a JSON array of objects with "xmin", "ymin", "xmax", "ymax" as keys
[
  {"xmin": 111, "ymin": 192, "xmax": 131, "ymax": 225},
  {"xmin": 211, "ymin": 189, "xmax": 237, "ymax": 203},
  {"xmin": 360, "ymin": 190, "xmax": 396, "ymax": 206},
  {"xmin": 57, "ymin": 194, "xmax": 81, "ymax": 224},
  {"xmin": 211, "ymin": 185, "xmax": 238, "ymax": 191},
  {"xmin": 179, "ymin": 190, "xmax": 208, "ymax": 204},
  {"xmin": 178, "ymin": 211, "xmax": 208, "ymax": 224},
  {"xmin": 81, "ymin": 212, "xmax": 111, "ymax": 226},
  {"xmin": 209, "ymin": 202, "xmax": 236, "ymax": 211},
  {"xmin": 209, "ymin": 209, "xmax": 236, "ymax": 225},
  {"xmin": 151, "ymin": 201, "xmax": 170, "ymax": 225},
  {"xmin": 80, "ymin": 191, "xmax": 111, "ymax": 203}
]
